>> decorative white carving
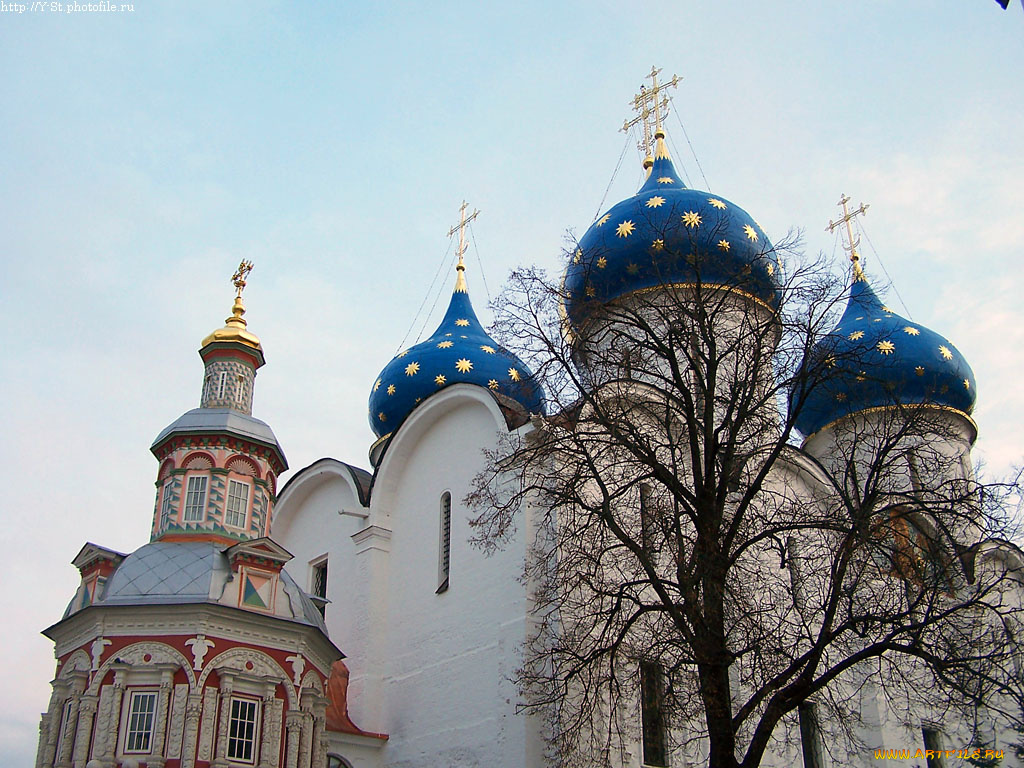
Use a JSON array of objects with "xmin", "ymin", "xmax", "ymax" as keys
[
  {"xmin": 90, "ymin": 686, "xmax": 115, "ymax": 761},
  {"xmin": 285, "ymin": 654, "xmax": 306, "ymax": 687},
  {"xmin": 59, "ymin": 650, "xmax": 91, "ymax": 679},
  {"xmin": 166, "ymin": 683, "xmax": 188, "ymax": 759},
  {"xmin": 90, "ymin": 637, "xmax": 111, "ymax": 671},
  {"xmin": 185, "ymin": 635, "xmax": 216, "ymax": 670},
  {"xmin": 298, "ymin": 669, "xmax": 323, "ymax": 695},
  {"xmin": 197, "ymin": 687, "xmax": 218, "ymax": 761},
  {"xmin": 88, "ymin": 641, "xmax": 195, "ymax": 695},
  {"xmin": 198, "ymin": 647, "xmax": 296, "ymax": 707}
]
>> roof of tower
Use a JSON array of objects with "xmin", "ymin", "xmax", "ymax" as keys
[
  {"xmin": 201, "ymin": 260, "xmax": 264, "ymax": 363},
  {"xmin": 367, "ymin": 259, "xmax": 543, "ymax": 440},
  {"xmin": 792, "ymin": 270, "xmax": 977, "ymax": 438},
  {"xmin": 563, "ymin": 131, "xmax": 781, "ymax": 331}
]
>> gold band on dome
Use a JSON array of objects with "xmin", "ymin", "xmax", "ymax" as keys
[{"xmin": 800, "ymin": 404, "xmax": 977, "ymax": 446}]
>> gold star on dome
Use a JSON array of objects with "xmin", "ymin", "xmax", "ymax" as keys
[
  {"xmin": 825, "ymin": 355, "xmax": 836, "ymax": 368},
  {"xmin": 848, "ymin": 330, "xmax": 864, "ymax": 341},
  {"xmin": 455, "ymin": 358, "xmax": 473, "ymax": 373},
  {"xmin": 480, "ymin": 345, "xmax": 496, "ymax": 354},
  {"xmin": 877, "ymin": 340, "xmax": 895, "ymax": 355},
  {"xmin": 717, "ymin": 240, "xmax": 731, "ymax": 252},
  {"xmin": 387, "ymin": 384, "xmax": 396, "ymax": 395},
  {"xmin": 743, "ymin": 225, "xmax": 758, "ymax": 242},
  {"xmin": 445, "ymin": 332, "xmax": 452, "ymax": 336},
  {"xmin": 586, "ymin": 283, "xmax": 596, "ymax": 297},
  {"xmin": 405, "ymin": 362, "xmax": 420, "ymax": 376},
  {"xmin": 435, "ymin": 374, "xmax": 446, "ymax": 386},
  {"xmin": 378, "ymin": 412, "xmax": 387, "ymax": 422},
  {"xmin": 596, "ymin": 214, "xmax": 611, "ymax": 227},
  {"xmin": 508, "ymin": 367, "xmax": 521, "ymax": 382},
  {"xmin": 903, "ymin": 326, "xmax": 920, "ymax": 336},
  {"xmin": 651, "ymin": 239, "xmax": 665, "ymax": 252},
  {"xmin": 657, "ymin": 177, "xmax": 674, "ymax": 184},
  {"xmin": 708, "ymin": 198, "xmax": 727, "ymax": 209},
  {"xmin": 455, "ymin": 319, "xmax": 470, "ymax": 327},
  {"xmin": 488, "ymin": 379, "xmax": 499, "ymax": 390},
  {"xmin": 646, "ymin": 196, "xmax": 666, "ymax": 208},
  {"xmin": 964, "ymin": 378, "xmax": 970, "ymax": 390},
  {"xmin": 766, "ymin": 263, "xmax": 774, "ymax": 275},
  {"xmin": 437, "ymin": 340, "xmax": 454, "ymax": 349},
  {"xmin": 881, "ymin": 306, "xmax": 893, "ymax": 313},
  {"xmin": 597, "ymin": 257, "xmax": 607, "ymax": 269},
  {"xmin": 939, "ymin": 345, "xmax": 953, "ymax": 360},
  {"xmin": 682, "ymin": 211, "xmax": 702, "ymax": 228},
  {"xmin": 573, "ymin": 248, "xmax": 582, "ymax": 264},
  {"xmin": 856, "ymin": 371, "xmax": 867, "ymax": 382},
  {"xmin": 835, "ymin": 392, "xmax": 847, "ymax": 402},
  {"xmin": 373, "ymin": 378, "xmax": 382, "ymax": 392},
  {"xmin": 397, "ymin": 349, "xmax": 409, "ymax": 358},
  {"xmin": 626, "ymin": 262, "xmax": 640, "ymax": 274},
  {"xmin": 915, "ymin": 366, "xmax": 925, "ymax": 376},
  {"xmin": 616, "ymin": 221, "xmax": 635, "ymax": 238}
]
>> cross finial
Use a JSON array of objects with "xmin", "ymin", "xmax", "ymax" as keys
[
  {"xmin": 826, "ymin": 194, "xmax": 870, "ymax": 279},
  {"xmin": 232, "ymin": 260, "xmax": 254, "ymax": 298},
  {"xmin": 447, "ymin": 201, "xmax": 480, "ymax": 292},
  {"xmin": 622, "ymin": 66, "xmax": 681, "ymax": 162}
]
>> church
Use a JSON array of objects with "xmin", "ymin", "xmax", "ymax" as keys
[{"xmin": 35, "ymin": 73, "xmax": 1022, "ymax": 768}]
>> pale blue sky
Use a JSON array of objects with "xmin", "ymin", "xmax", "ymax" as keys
[{"xmin": 1, "ymin": 2, "xmax": 1022, "ymax": 762}]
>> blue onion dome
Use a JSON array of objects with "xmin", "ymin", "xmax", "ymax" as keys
[
  {"xmin": 793, "ymin": 266, "xmax": 976, "ymax": 438},
  {"xmin": 563, "ymin": 130, "xmax": 781, "ymax": 330},
  {"xmin": 368, "ymin": 259, "xmax": 543, "ymax": 439}
]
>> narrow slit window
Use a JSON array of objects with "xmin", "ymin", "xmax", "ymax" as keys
[
  {"xmin": 437, "ymin": 492, "xmax": 452, "ymax": 593},
  {"xmin": 311, "ymin": 558, "xmax": 328, "ymax": 617},
  {"xmin": 236, "ymin": 375, "xmax": 245, "ymax": 404},
  {"xmin": 640, "ymin": 661, "xmax": 668, "ymax": 767},
  {"xmin": 225, "ymin": 480, "xmax": 250, "ymax": 528},
  {"xmin": 639, "ymin": 483, "xmax": 654, "ymax": 553},
  {"xmin": 922, "ymin": 728, "xmax": 947, "ymax": 768},
  {"xmin": 216, "ymin": 371, "xmax": 227, "ymax": 399},
  {"xmin": 160, "ymin": 481, "xmax": 174, "ymax": 519},
  {"xmin": 183, "ymin": 475, "xmax": 208, "ymax": 523}
]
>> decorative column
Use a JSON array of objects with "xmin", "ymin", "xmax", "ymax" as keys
[
  {"xmin": 55, "ymin": 675, "xmax": 86, "ymax": 768},
  {"xmin": 38, "ymin": 680, "xmax": 69, "ymax": 768},
  {"xmin": 147, "ymin": 669, "xmax": 174, "ymax": 768},
  {"xmin": 258, "ymin": 685, "xmax": 280, "ymax": 768},
  {"xmin": 99, "ymin": 671, "xmax": 125, "ymax": 768},
  {"xmin": 212, "ymin": 672, "xmax": 235, "ymax": 768},
  {"xmin": 284, "ymin": 711, "xmax": 302, "ymax": 768},
  {"xmin": 71, "ymin": 694, "xmax": 98, "ymax": 768},
  {"xmin": 180, "ymin": 693, "xmax": 204, "ymax": 768},
  {"xmin": 310, "ymin": 706, "xmax": 326, "ymax": 768},
  {"xmin": 297, "ymin": 706, "xmax": 313, "ymax": 768}
]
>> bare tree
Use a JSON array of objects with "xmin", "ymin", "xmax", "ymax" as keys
[{"xmin": 467, "ymin": 243, "xmax": 1024, "ymax": 768}]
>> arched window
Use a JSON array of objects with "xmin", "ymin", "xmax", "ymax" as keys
[
  {"xmin": 437, "ymin": 491, "xmax": 452, "ymax": 593},
  {"xmin": 327, "ymin": 756, "xmax": 353, "ymax": 768}
]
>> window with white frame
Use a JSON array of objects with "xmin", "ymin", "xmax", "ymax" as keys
[
  {"xmin": 235, "ymin": 375, "xmax": 245, "ymax": 405},
  {"xmin": 183, "ymin": 475, "xmax": 208, "ymax": 523},
  {"xmin": 160, "ymin": 480, "xmax": 174, "ymax": 519},
  {"xmin": 437, "ymin": 491, "xmax": 452, "ymax": 593},
  {"xmin": 216, "ymin": 371, "xmax": 227, "ymax": 400},
  {"xmin": 311, "ymin": 557, "xmax": 328, "ymax": 617},
  {"xmin": 227, "ymin": 696, "xmax": 260, "ymax": 764},
  {"xmin": 225, "ymin": 479, "xmax": 250, "ymax": 529},
  {"xmin": 124, "ymin": 689, "xmax": 158, "ymax": 754}
]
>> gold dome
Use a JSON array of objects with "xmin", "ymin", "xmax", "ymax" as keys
[{"xmin": 201, "ymin": 260, "xmax": 263, "ymax": 353}]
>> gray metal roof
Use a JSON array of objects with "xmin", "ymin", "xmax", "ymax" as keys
[
  {"xmin": 66, "ymin": 540, "xmax": 327, "ymax": 633},
  {"xmin": 151, "ymin": 408, "xmax": 286, "ymax": 460}
]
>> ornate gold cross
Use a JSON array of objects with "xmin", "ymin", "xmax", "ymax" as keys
[
  {"xmin": 622, "ymin": 66, "xmax": 681, "ymax": 158},
  {"xmin": 447, "ymin": 201, "xmax": 480, "ymax": 270},
  {"xmin": 232, "ymin": 260, "xmax": 254, "ymax": 297},
  {"xmin": 827, "ymin": 194, "xmax": 869, "ymax": 277}
]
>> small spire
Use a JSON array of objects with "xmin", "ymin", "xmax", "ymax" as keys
[
  {"xmin": 826, "ymin": 195, "xmax": 870, "ymax": 281},
  {"xmin": 225, "ymin": 260, "xmax": 254, "ymax": 328},
  {"xmin": 447, "ymin": 201, "xmax": 479, "ymax": 294}
]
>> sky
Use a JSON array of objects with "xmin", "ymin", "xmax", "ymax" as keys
[{"xmin": 1, "ymin": 1, "xmax": 1022, "ymax": 763}]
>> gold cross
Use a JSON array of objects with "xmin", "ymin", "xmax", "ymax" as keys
[
  {"xmin": 232, "ymin": 260, "xmax": 254, "ymax": 297},
  {"xmin": 447, "ymin": 201, "xmax": 480, "ymax": 270},
  {"xmin": 827, "ymin": 194, "xmax": 869, "ymax": 277},
  {"xmin": 622, "ymin": 66, "xmax": 681, "ymax": 158}
]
